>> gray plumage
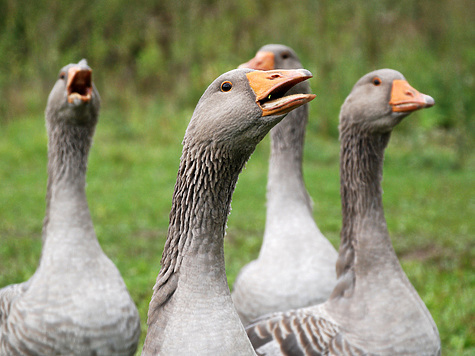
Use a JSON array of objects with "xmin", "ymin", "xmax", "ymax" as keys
[
  {"xmin": 246, "ymin": 69, "xmax": 440, "ymax": 355},
  {"xmin": 232, "ymin": 44, "xmax": 337, "ymax": 326},
  {"xmin": 142, "ymin": 68, "xmax": 316, "ymax": 355},
  {"xmin": 0, "ymin": 60, "xmax": 141, "ymax": 355}
]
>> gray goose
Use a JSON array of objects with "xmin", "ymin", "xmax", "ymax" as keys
[
  {"xmin": 0, "ymin": 60, "xmax": 141, "ymax": 355},
  {"xmin": 246, "ymin": 69, "xmax": 441, "ymax": 355},
  {"xmin": 232, "ymin": 44, "xmax": 337, "ymax": 326},
  {"xmin": 142, "ymin": 68, "xmax": 316, "ymax": 355}
]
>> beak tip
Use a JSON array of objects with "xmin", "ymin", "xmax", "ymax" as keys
[
  {"xmin": 424, "ymin": 94, "xmax": 435, "ymax": 108},
  {"xmin": 299, "ymin": 69, "xmax": 313, "ymax": 78}
]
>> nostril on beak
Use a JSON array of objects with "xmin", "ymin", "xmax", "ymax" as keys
[
  {"xmin": 406, "ymin": 90, "xmax": 415, "ymax": 97},
  {"xmin": 270, "ymin": 74, "xmax": 281, "ymax": 79}
]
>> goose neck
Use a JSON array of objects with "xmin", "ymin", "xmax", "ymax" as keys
[
  {"xmin": 267, "ymin": 105, "xmax": 311, "ymax": 207},
  {"xmin": 42, "ymin": 121, "xmax": 96, "ymax": 249},
  {"xmin": 332, "ymin": 128, "xmax": 398, "ymax": 297},
  {"xmin": 156, "ymin": 142, "xmax": 248, "ymax": 294},
  {"xmin": 269, "ymin": 105, "xmax": 307, "ymax": 163}
]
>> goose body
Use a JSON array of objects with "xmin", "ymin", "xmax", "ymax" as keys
[
  {"xmin": 246, "ymin": 69, "xmax": 440, "ymax": 355},
  {"xmin": 232, "ymin": 44, "xmax": 337, "ymax": 326},
  {"xmin": 142, "ymin": 68, "xmax": 316, "ymax": 355},
  {"xmin": 0, "ymin": 60, "xmax": 141, "ymax": 355}
]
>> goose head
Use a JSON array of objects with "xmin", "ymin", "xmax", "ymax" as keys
[
  {"xmin": 185, "ymin": 68, "xmax": 315, "ymax": 152},
  {"xmin": 239, "ymin": 44, "xmax": 303, "ymax": 71},
  {"xmin": 46, "ymin": 59, "xmax": 100, "ymax": 128},
  {"xmin": 238, "ymin": 44, "xmax": 309, "ymax": 98},
  {"xmin": 340, "ymin": 69, "xmax": 434, "ymax": 134}
]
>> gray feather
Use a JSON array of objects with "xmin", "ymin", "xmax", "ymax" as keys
[
  {"xmin": 143, "ymin": 68, "xmax": 314, "ymax": 355},
  {"xmin": 232, "ymin": 44, "xmax": 338, "ymax": 327},
  {"xmin": 245, "ymin": 69, "xmax": 440, "ymax": 356},
  {"xmin": 0, "ymin": 60, "xmax": 140, "ymax": 355}
]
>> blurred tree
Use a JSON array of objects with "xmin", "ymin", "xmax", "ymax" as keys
[{"xmin": 0, "ymin": 0, "xmax": 472, "ymax": 156}]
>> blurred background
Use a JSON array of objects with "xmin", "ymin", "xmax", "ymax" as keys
[
  {"xmin": 0, "ymin": 0, "xmax": 473, "ymax": 354},
  {"xmin": 1, "ymin": 0, "xmax": 473, "ymax": 145}
]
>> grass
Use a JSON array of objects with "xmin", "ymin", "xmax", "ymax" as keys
[{"xmin": 0, "ymin": 106, "xmax": 473, "ymax": 355}]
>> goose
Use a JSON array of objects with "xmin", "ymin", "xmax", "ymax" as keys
[
  {"xmin": 0, "ymin": 60, "xmax": 141, "ymax": 355},
  {"xmin": 232, "ymin": 44, "xmax": 338, "ymax": 326},
  {"xmin": 142, "ymin": 68, "xmax": 316, "ymax": 355},
  {"xmin": 245, "ymin": 69, "xmax": 441, "ymax": 355}
]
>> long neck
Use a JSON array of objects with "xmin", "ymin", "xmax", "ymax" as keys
[
  {"xmin": 327, "ymin": 121, "xmax": 440, "ymax": 354},
  {"xmin": 42, "ymin": 120, "xmax": 97, "ymax": 254},
  {"xmin": 148, "ymin": 141, "xmax": 250, "ymax": 323},
  {"xmin": 259, "ymin": 104, "xmax": 314, "ymax": 260},
  {"xmin": 267, "ymin": 104, "xmax": 312, "ymax": 210},
  {"xmin": 331, "ymin": 125, "xmax": 399, "ymax": 298},
  {"xmin": 266, "ymin": 80, "xmax": 312, "ymax": 216}
]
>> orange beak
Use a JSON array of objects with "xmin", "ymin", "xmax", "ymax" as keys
[
  {"xmin": 239, "ymin": 51, "xmax": 275, "ymax": 71},
  {"xmin": 389, "ymin": 80, "xmax": 434, "ymax": 112},
  {"xmin": 246, "ymin": 69, "xmax": 316, "ymax": 117},
  {"xmin": 67, "ymin": 66, "xmax": 93, "ymax": 103}
]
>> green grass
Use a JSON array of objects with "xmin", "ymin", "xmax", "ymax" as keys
[{"xmin": 0, "ymin": 108, "xmax": 473, "ymax": 355}]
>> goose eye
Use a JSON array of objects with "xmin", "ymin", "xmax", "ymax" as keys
[
  {"xmin": 282, "ymin": 52, "xmax": 289, "ymax": 59},
  {"xmin": 59, "ymin": 72, "xmax": 66, "ymax": 80},
  {"xmin": 221, "ymin": 81, "xmax": 232, "ymax": 92},
  {"xmin": 372, "ymin": 77, "xmax": 382, "ymax": 86}
]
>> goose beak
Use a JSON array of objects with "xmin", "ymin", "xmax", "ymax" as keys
[
  {"xmin": 239, "ymin": 51, "xmax": 275, "ymax": 70},
  {"xmin": 246, "ymin": 69, "xmax": 316, "ymax": 117},
  {"xmin": 389, "ymin": 80, "xmax": 435, "ymax": 112},
  {"xmin": 67, "ymin": 66, "xmax": 93, "ymax": 103}
]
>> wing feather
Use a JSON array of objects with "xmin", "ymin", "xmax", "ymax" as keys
[
  {"xmin": 0, "ymin": 281, "xmax": 29, "ymax": 326},
  {"xmin": 246, "ymin": 306, "xmax": 367, "ymax": 356}
]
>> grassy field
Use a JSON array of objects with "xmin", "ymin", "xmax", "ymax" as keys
[{"xmin": 0, "ymin": 99, "xmax": 473, "ymax": 354}]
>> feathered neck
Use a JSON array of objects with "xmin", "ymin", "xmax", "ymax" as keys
[
  {"xmin": 148, "ymin": 139, "xmax": 252, "ymax": 322},
  {"xmin": 270, "ymin": 104, "xmax": 307, "ymax": 163},
  {"xmin": 42, "ymin": 115, "xmax": 96, "ymax": 243},
  {"xmin": 266, "ymin": 83, "xmax": 311, "ymax": 211},
  {"xmin": 331, "ymin": 122, "xmax": 394, "ymax": 298}
]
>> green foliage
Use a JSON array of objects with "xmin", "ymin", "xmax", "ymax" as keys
[{"xmin": 0, "ymin": 1, "xmax": 473, "ymax": 144}]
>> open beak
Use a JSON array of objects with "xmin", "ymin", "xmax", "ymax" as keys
[
  {"xmin": 389, "ymin": 80, "xmax": 434, "ymax": 112},
  {"xmin": 239, "ymin": 51, "xmax": 275, "ymax": 71},
  {"xmin": 246, "ymin": 69, "xmax": 316, "ymax": 117},
  {"xmin": 67, "ymin": 66, "xmax": 93, "ymax": 103}
]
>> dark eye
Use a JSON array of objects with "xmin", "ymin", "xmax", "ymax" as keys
[
  {"xmin": 282, "ymin": 52, "xmax": 289, "ymax": 59},
  {"xmin": 59, "ymin": 72, "xmax": 66, "ymax": 80},
  {"xmin": 221, "ymin": 81, "xmax": 232, "ymax": 92},
  {"xmin": 372, "ymin": 77, "xmax": 382, "ymax": 86}
]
